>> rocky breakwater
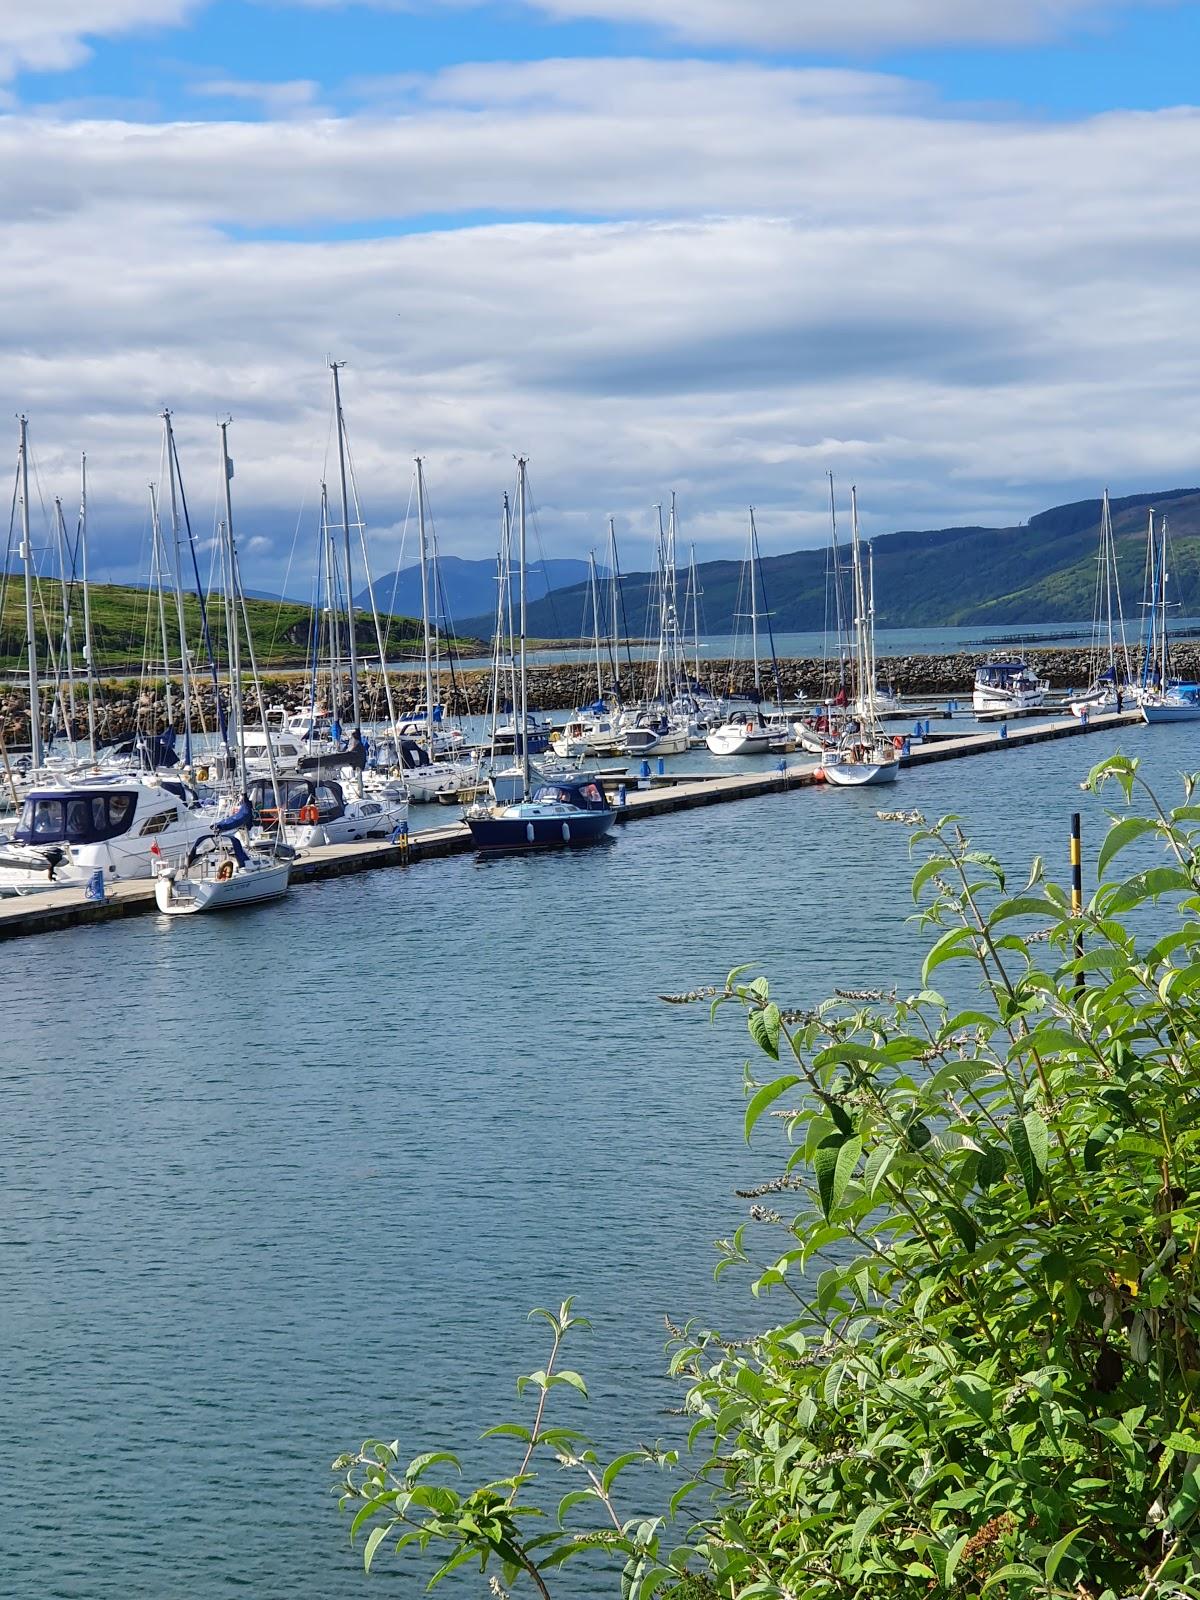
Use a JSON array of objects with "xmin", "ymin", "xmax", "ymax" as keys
[{"xmin": 3, "ymin": 644, "xmax": 1193, "ymax": 749}]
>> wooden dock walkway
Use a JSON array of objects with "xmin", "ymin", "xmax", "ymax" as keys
[{"xmin": 0, "ymin": 708, "xmax": 1143, "ymax": 942}]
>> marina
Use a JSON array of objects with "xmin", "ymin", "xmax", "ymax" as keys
[{"xmin": 0, "ymin": 704, "xmax": 1143, "ymax": 940}]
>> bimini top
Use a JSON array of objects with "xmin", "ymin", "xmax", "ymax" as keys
[
  {"xmin": 530, "ymin": 778, "xmax": 611, "ymax": 812},
  {"xmin": 13, "ymin": 789, "xmax": 139, "ymax": 846},
  {"xmin": 975, "ymin": 660, "xmax": 1037, "ymax": 684}
]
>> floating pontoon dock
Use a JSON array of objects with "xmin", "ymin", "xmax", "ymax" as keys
[{"xmin": 0, "ymin": 709, "xmax": 1143, "ymax": 941}]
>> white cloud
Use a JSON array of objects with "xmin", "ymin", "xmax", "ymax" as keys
[
  {"xmin": 291, "ymin": 0, "xmax": 1172, "ymax": 50},
  {"xmin": 190, "ymin": 76, "xmax": 323, "ymax": 116},
  {"xmin": 1, "ymin": 56, "xmax": 1198, "ymax": 588},
  {"xmin": 0, "ymin": 2, "xmax": 199, "ymax": 81}
]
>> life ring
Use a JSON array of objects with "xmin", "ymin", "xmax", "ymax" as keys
[
  {"xmin": 216, "ymin": 860, "xmax": 235, "ymax": 881},
  {"xmin": 298, "ymin": 803, "xmax": 319, "ymax": 825},
  {"xmin": 893, "ymin": 735, "xmax": 905, "ymax": 751},
  {"xmin": 745, "ymin": 721, "xmax": 754, "ymax": 736}
]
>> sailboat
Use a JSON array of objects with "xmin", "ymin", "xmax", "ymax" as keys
[
  {"xmin": 823, "ymin": 487, "xmax": 900, "ymax": 787},
  {"xmin": 706, "ymin": 509, "xmax": 782, "ymax": 756},
  {"xmin": 466, "ymin": 459, "xmax": 616, "ymax": 853},
  {"xmin": 1069, "ymin": 488, "xmax": 1133, "ymax": 719},
  {"xmin": 155, "ymin": 421, "xmax": 291, "ymax": 913},
  {"xmin": 0, "ymin": 417, "xmax": 214, "ymax": 897},
  {"xmin": 1139, "ymin": 509, "xmax": 1200, "ymax": 723}
]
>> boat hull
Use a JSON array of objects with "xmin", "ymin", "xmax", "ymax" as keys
[
  {"xmin": 466, "ymin": 807, "xmax": 615, "ymax": 854},
  {"xmin": 823, "ymin": 758, "xmax": 900, "ymax": 787},
  {"xmin": 705, "ymin": 725, "xmax": 776, "ymax": 756},
  {"xmin": 155, "ymin": 861, "xmax": 291, "ymax": 914},
  {"xmin": 1142, "ymin": 700, "xmax": 1200, "ymax": 724}
]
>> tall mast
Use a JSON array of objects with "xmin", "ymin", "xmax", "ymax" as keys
[
  {"xmin": 149, "ymin": 484, "xmax": 175, "ymax": 728},
  {"xmin": 503, "ymin": 493, "xmax": 518, "ymax": 734},
  {"xmin": 330, "ymin": 361, "xmax": 361, "ymax": 729},
  {"xmin": 849, "ymin": 485, "xmax": 873, "ymax": 725},
  {"xmin": 320, "ymin": 482, "xmax": 342, "ymax": 724},
  {"xmin": 1101, "ymin": 490, "xmax": 1114, "ymax": 670},
  {"xmin": 689, "ymin": 542, "xmax": 702, "ymax": 684},
  {"xmin": 219, "ymin": 421, "xmax": 246, "ymax": 790},
  {"xmin": 517, "ymin": 457, "xmax": 530, "ymax": 798},
  {"xmin": 415, "ymin": 458, "xmax": 436, "ymax": 765},
  {"xmin": 588, "ymin": 550, "xmax": 603, "ymax": 702},
  {"xmin": 18, "ymin": 416, "xmax": 41, "ymax": 769},
  {"xmin": 867, "ymin": 541, "xmax": 879, "ymax": 707},
  {"xmin": 748, "ymin": 507, "xmax": 761, "ymax": 703},
  {"xmin": 53, "ymin": 497, "xmax": 78, "ymax": 761},
  {"xmin": 652, "ymin": 502, "xmax": 667, "ymax": 701},
  {"xmin": 79, "ymin": 454, "xmax": 97, "ymax": 760},
  {"xmin": 162, "ymin": 411, "xmax": 194, "ymax": 761}
]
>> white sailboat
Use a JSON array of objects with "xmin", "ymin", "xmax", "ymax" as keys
[
  {"xmin": 155, "ymin": 421, "xmax": 291, "ymax": 914},
  {"xmin": 1070, "ymin": 488, "xmax": 1133, "ymax": 718},
  {"xmin": 823, "ymin": 487, "xmax": 900, "ymax": 788},
  {"xmin": 1139, "ymin": 508, "xmax": 1200, "ymax": 723},
  {"xmin": 706, "ymin": 509, "xmax": 779, "ymax": 756}
]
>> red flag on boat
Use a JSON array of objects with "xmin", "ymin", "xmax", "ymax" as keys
[{"xmin": 149, "ymin": 839, "xmax": 162, "ymax": 858}]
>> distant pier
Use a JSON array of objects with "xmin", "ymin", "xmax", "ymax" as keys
[{"xmin": 0, "ymin": 708, "xmax": 1143, "ymax": 942}]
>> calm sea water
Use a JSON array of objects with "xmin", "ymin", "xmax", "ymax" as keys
[
  {"xmin": 435, "ymin": 617, "xmax": 1200, "ymax": 672},
  {"xmin": 1, "ymin": 719, "xmax": 1197, "ymax": 1597}
]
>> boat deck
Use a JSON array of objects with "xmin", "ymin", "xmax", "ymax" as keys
[{"xmin": 0, "ymin": 708, "xmax": 1143, "ymax": 941}]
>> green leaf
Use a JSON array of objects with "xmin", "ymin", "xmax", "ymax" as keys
[
  {"xmin": 814, "ymin": 1135, "xmax": 862, "ymax": 1219},
  {"xmin": 1097, "ymin": 815, "xmax": 1158, "ymax": 880},
  {"xmin": 946, "ymin": 1206, "xmax": 979, "ymax": 1253},
  {"xmin": 911, "ymin": 855, "xmax": 953, "ymax": 903},
  {"xmin": 1021, "ymin": 1109, "xmax": 1049, "ymax": 1174},
  {"xmin": 406, "ymin": 1451, "xmax": 460, "ymax": 1482},
  {"xmin": 922, "ymin": 927, "xmax": 976, "ymax": 985},
  {"xmin": 944, "ymin": 1530, "xmax": 971, "ymax": 1589},
  {"xmin": 747, "ymin": 1003, "xmax": 782, "ymax": 1060},
  {"xmin": 744, "ymin": 1075, "xmax": 801, "ymax": 1142},
  {"xmin": 952, "ymin": 1374, "xmax": 994, "ymax": 1423},
  {"xmin": 1168, "ymin": 1464, "xmax": 1200, "ymax": 1531},
  {"xmin": 850, "ymin": 1500, "xmax": 894, "ymax": 1558},
  {"xmin": 552, "ymin": 1370, "xmax": 588, "ymax": 1397},
  {"xmin": 1044, "ymin": 1525, "xmax": 1086, "ymax": 1582},
  {"xmin": 863, "ymin": 1141, "xmax": 898, "ymax": 1198},
  {"xmin": 988, "ymin": 895, "xmax": 1062, "ymax": 928},
  {"xmin": 1107, "ymin": 866, "xmax": 1193, "ymax": 913},
  {"xmin": 363, "ymin": 1521, "xmax": 392, "ymax": 1575},
  {"xmin": 1010, "ymin": 1116, "xmax": 1042, "ymax": 1205}
]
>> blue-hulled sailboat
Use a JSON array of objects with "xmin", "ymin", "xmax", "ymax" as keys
[{"xmin": 466, "ymin": 457, "xmax": 616, "ymax": 855}]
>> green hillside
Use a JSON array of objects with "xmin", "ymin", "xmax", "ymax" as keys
[
  {"xmin": 0, "ymin": 579, "xmax": 443, "ymax": 675},
  {"xmin": 465, "ymin": 487, "xmax": 1200, "ymax": 637}
]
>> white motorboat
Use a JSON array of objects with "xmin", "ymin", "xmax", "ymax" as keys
[
  {"xmin": 706, "ymin": 717, "xmax": 776, "ymax": 756},
  {"xmin": 247, "ymin": 776, "xmax": 407, "ymax": 846},
  {"xmin": 973, "ymin": 659, "xmax": 1048, "ymax": 716},
  {"xmin": 551, "ymin": 706, "xmax": 622, "ymax": 758},
  {"xmin": 618, "ymin": 714, "xmax": 690, "ymax": 757},
  {"xmin": 0, "ymin": 773, "xmax": 212, "ymax": 896}
]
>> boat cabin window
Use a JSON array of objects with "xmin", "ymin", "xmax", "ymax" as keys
[
  {"xmin": 15, "ymin": 790, "xmax": 138, "ymax": 844},
  {"xmin": 138, "ymin": 807, "xmax": 179, "ymax": 836}
]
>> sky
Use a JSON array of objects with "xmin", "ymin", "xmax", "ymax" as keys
[{"xmin": 3, "ymin": 0, "xmax": 1200, "ymax": 594}]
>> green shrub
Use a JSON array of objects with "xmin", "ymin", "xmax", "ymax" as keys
[{"xmin": 337, "ymin": 754, "xmax": 1200, "ymax": 1599}]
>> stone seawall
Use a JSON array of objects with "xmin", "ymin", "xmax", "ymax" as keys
[{"xmin": 0, "ymin": 644, "xmax": 1177, "ymax": 747}]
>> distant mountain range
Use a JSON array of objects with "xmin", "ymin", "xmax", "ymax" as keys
[
  {"xmin": 355, "ymin": 556, "xmax": 598, "ymax": 627},
  {"xmin": 457, "ymin": 488, "xmax": 1200, "ymax": 639}
]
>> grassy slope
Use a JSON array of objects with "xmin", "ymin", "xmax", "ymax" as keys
[{"xmin": 0, "ymin": 580, "xmax": 445, "ymax": 674}]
